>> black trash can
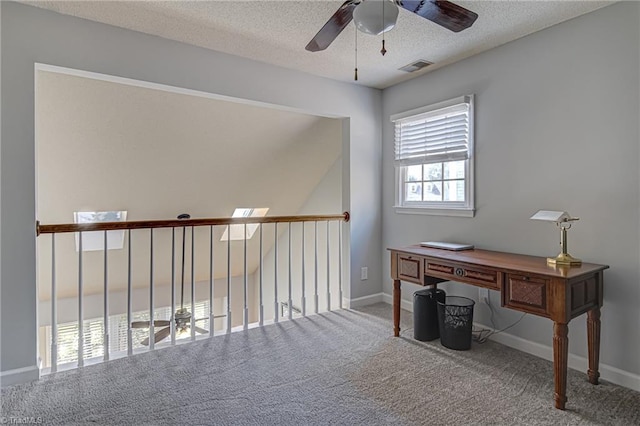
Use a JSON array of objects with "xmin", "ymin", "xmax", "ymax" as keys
[
  {"xmin": 413, "ymin": 288, "xmax": 446, "ymax": 341},
  {"xmin": 437, "ymin": 296, "xmax": 475, "ymax": 350}
]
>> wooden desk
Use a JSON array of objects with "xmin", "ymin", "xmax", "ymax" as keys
[{"xmin": 388, "ymin": 245, "xmax": 609, "ymax": 410}]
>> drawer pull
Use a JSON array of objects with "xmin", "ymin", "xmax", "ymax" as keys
[{"xmin": 455, "ymin": 268, "xmax": 464, "ymax": 277}]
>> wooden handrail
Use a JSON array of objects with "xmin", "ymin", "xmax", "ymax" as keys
[{"xmin": 36, "ymin": 212, "xmax": 350, "ymax": 235}]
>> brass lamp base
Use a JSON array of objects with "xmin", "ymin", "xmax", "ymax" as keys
[{"xmin": 547, "ymin": 253, "xmax": 582, "ymax": 266}]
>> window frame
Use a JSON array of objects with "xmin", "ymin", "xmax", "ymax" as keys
[{"xmin": 392, "ymin": 95, "xmax": 475, "ymax": 217}]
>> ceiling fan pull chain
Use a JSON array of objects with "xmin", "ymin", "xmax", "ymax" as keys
[
  {"xmin": 381, "ymin": 0, "xmax": 387, "ymax": 56},
  {"xmin": 354, "ymin": 27, "xmax": 358, "ymax": 81}
]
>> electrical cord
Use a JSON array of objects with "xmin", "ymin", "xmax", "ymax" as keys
[{"xmin": 473, "ymin": 293, "xmax": 526, "ymax": 344}]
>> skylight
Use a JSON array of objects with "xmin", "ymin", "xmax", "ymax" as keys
[
  {"xmin": 220, "ymin": 208, "xmax": 269, "ymax": 241},
  {"xmin": 74, "ymin": 210, "xmax": 127, "ymax": 251}
]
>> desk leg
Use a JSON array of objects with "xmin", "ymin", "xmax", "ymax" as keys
[
  {"xmin": 553, "ymin": 322, "xmax": 569, "ymax": 410},
  {"xmin": 587, "ymin": 308, "xmax": 601, "ymax": 385},
  {"xmin": 393, "ymin": 279, "xmax": 401, "ymax": 337}
]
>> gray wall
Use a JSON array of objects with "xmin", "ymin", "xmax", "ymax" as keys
[
  {"xmin": 256, "ymin": 157, "xmax": 344, "ymax": 321},
  {"xmin": 382, "ymin": 2, "xmax": 640, "ymax": 377},
  {"xmin": 0, "ymin": 2, "xmax": 382, "ymax": 380}
]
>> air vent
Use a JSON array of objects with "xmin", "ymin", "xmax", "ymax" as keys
[{"xmin": 399, "ymin": 60, "xmax": 433, "ymax": 73}]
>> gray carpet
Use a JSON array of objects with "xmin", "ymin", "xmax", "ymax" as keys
[{"xmin": 2, "ymin": 303, "xmax": 639, "ymax": 425}]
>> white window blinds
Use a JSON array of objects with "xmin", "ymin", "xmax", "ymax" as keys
[{"xmin": 392, "ymin": 96, "xmax": 472, "ymax": 166}]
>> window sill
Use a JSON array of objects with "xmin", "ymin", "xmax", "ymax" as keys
[{"xmin": 394, "ymin": 206, "xmax": 475, "ymax": 218}]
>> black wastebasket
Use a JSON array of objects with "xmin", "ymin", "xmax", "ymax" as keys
[
  {"xmin": 413, "ymin": 288, "xmax": 446, "ymax": 341},
  {"xmin": 437, "ymin": 296, "xmax": 475, "ymax": 350}
]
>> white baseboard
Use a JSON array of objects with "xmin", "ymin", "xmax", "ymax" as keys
[
  {"xmin": 380, "ymin": 293, "xmax": 640, "ymax": 392},
  {"xmin": 474, "ymin": 320, "xmax": 640, "ymax": 392},
  {"xmin": 381, "ymin": 292, "xmax": 413, "ymax": 312},
  {"xmin": 0, "ymin": 365, "xmax": 39, "ymax": 388},
  {"xmin": 346, "ymin": 293, "xmax": 384, "ymax": 308}
]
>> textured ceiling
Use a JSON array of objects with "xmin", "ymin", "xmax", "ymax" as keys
[{"xmin": 26, "ymin": 1, "xmax": 615, "ymax": 89}]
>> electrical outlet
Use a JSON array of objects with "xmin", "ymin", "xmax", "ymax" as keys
[
  {"xmin": 479, "ymin": 288, "xmax": 490, "ymax": 304},
  {"xmin": 360, "ymin": 267, "xmax": 368, "ymax": 280}
]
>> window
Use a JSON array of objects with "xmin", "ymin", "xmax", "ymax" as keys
[
  {"xmin": 392, "ymin": 95, "xmax": 474, "ymax": 217},
  {"xmin": 74, "ymin": 210, "xmax": 127, "ymax": 251},
  {"xmin": 221, "ymin": 208, "xmax": 269, "ymax": 241}
]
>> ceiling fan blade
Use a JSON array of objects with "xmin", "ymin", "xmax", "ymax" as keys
[
  {"xmin": 399, "ymin": 0, "xmax": 478, "ymax": 33},
  {"xmin": 306, "ymin": 0, "xmax": 358, "ymax": 52},
  {"xmin": 140, "ymin": 327, "xmax": 171, "ymax": 346},
  {"xmin": 153, "ymin": 327, "xmax": 172, "ymax": 343},
  {"xmin": 131, "ymin": 320, "xmax": 170, "ymax": 329},
  {"xmin": 193, "ymin": 326, "xmax": 209, "ymax": 335}
]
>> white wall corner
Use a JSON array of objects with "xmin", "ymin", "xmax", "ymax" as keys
[
  {"xmin": 380, "ymin": 294, "xmax": 640, "ymax": 392},
  {"xmin": 0, "ymin": 365, "xmax": 39, "ymax": 388}
]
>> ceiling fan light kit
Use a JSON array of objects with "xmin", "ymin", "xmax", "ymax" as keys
[
  {"xmin": 353, "ymin": 0, "xmax": 399, "ymax": 36},
  {"xmin": 306, "ymin": 0, "xmax": 478, "ymax": 81}
]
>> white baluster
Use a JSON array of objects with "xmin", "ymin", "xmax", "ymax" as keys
[
  {"xmin": 314, "ymin": 221, "xmax": 319, "ymax": 314},
  {"xmin": 242, "ymin": 223, "xmax": 248, "ymax": 329},
  {"xmin": 259, "ymin": 224, "xmax": 264, "ymax": 326},
  {"xmin": 274, "ymin": 223, "xmax": 279, "ymax": 323},
  {"xmin": 78, "ymin": 232, "xmax": 84, "ymax": 367},
  {"xmin": 127, "ymin": 230, "xmax": 132, "ymax": 356},
  {"xmin": 103, "ymin": 230, "xmax": 109, "ymax": 361},
  {"xmin": 301, "ymin": 222, "xmax": 306, "ymax": 317},
  {"xmin": 190, "ymin": 226, "xmax": 196, "ymax": 341},
  {"xmin": 209, "ymin": 225, "xmax": 214, "ymax": 338},
  {"xmin": 326, "ymin": 221, "xmax": 331, "ymax": 312},
  {"xmin": 288, "ymin": 222, "xmax": 292, "ymax": 321},
  {"xmin": 171, "ymin": 228, "xmax": 176, "ymax": 345},
  {"xmin": 51, "ymin": 234, "xmax": 57, "ymax": 373},
  {"xmin": 339, "ymin": 220, "xmax": 343, "ymax": 310},
  {"xmin": 149, "ymin": 229, "xmax": 155, "ymax": 350},
  {"xmin": 227, "ymin": 224, "xmax": 232, "ymax": 334}
]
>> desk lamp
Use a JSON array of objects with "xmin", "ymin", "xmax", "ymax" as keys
[{"xmin": 530, "ymin": 210, "xmax": 582, "ymax": 266}]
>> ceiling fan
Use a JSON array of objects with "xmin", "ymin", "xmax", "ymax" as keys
[
  {"xmin": 305, "ymin": 0, "xmax": 478, "ymax": 53},
  {"xmin": 131, "ymin": 213, "xmax": 223, "ymax": 345}
]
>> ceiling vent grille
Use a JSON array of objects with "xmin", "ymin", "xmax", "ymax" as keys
[{"xmin": 399, "ymin": 60, "xmax": 433, "ymax": 73}]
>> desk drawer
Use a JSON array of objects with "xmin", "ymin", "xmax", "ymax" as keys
[
  {"xmin": 504, "ymin": 274, "xmax": 549, "ymax": 316},
  {"xmin": 397, "ymin": 254, "xmax": 423, "ymax": 284},
  {"xmin": 424, "ymin": 259, "xmax": 500, "ymax": 290}
]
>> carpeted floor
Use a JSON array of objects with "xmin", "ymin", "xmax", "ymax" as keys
[{"xmin": 2, "ymin": 303, "xmax": 639, "ymax": 425}]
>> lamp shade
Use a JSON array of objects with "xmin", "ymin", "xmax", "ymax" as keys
[
  {"xmin": 353, "ymin": 0, "xmax": 399, "ymax": 36},
  {"xmin": 530, "ymin": 210, "xmax": 574, "ymax": 223}
]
